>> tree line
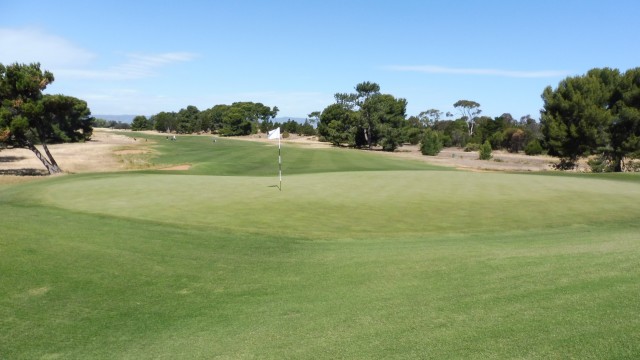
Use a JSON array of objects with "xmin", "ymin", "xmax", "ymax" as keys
[
  {"xmin": 129, "ymin": 103, "xmax": 317, "ymax": 138},
  {"xmin": 2, "ymin": 62, "xmax": 639, "ymax": 173},
  {"xmin": 316, "ymin": 82, "xmax": 543, "ymax": 157}
]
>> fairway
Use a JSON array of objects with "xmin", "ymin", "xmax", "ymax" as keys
[{"xmin": 1, "ymin": 134, "xmax": 639, "ymax": 359}]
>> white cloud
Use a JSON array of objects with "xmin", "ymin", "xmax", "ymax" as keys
[
  {"xmin": 0, "ymin": 27, "xmax": 96, "ymax": 67},
  {"xmin": 386, "ymin": 65, "xmax": 569, "ymax": 78},
  {"xmin": 57, "ymin": 52, "xmax": 198, "ymax": 80},
  {"xmin": 0, "ymin": 27, "xmax": 197, "ymax": 81}
]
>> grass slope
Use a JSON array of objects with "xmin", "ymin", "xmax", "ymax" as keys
[
  {"xmin": 1, "ymin": 133, "xmax": 639, "ymax": 359},
  {"xmin": 138, "ymin": 133, "xmax": 444, "ymax": 175}
]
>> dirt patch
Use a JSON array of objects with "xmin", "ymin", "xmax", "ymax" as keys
[
  {"xmin": 159, "ymin": 164, "xmax": 191, "ymax": 171},
  {"xmin": 0, "ymin": 129, "xmax": 149, "ymax": 184},
  {"xmin": 385, "ymin": 145, "xmax": 558, "ymax": 171},
  {"xmin": 113, "ymin": 149, "xmax": 149, "ymax": 155}
]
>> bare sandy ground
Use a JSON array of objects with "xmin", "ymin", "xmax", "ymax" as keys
[
  {"xmin": 0, "ymin": 129, "xmax": 147, "ymax": 183},
  {"xmin": 0, "ymin": 129, "xmax": 564, "ymax": 185}
]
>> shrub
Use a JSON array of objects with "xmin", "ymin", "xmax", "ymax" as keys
[
  {"xmin": 554, "ymin": 158, "xmax": 578, "ymax": 170},
  {"xmin": 588, "ymin": 155, "xmax": 615, "ymax": 172},
  {"xmin": 282, "ymin": 131, "xmax": 290, "ymax": 139},
  {"xmin": 420, "ymin": 129, "xmax": 443, "ymax": 156},
  {"xmin": 479, "ymin": 140, "xmax": 492, "ymax": 160},
  {"xmin": 405, "ymin": 127, "xmax": 423, "ymax": 145},
  {"xmin": 464, "ymin": 143, "xmax": 480, "ymax": 152},
  {"xmin": 524, "ymin": 139, "xmax": 543, "ymax": 155}
]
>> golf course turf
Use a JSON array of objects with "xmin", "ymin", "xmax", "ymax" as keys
[{"xmin": 1, "ymin": 133, "xmax": 639, "ymax": 359}]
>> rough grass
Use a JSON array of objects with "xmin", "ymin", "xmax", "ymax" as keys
[{"xmin": 1, "ymin": 133, "xmax": 639, "ymax": 359}]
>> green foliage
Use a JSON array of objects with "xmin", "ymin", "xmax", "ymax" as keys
[
  {"xmin": 216, "ymin": 102, "xmax": 278, "ymax": 136},
  {"xmin": 588, "ymin": 154, "xmax": 616, "ymax": 173},
  {"xmin": 146, "ymin": 102, "xmax": 278, "ymax": 136},
  {"xmin": 464, "ymin": 142, "xmax": 480, "ymax": 152},
  {"xmin": 93, "ymin": 118, "xmax": 131, "ymax": 129},
  {"xmin": 507, "ymin": 128, "xmax": 526, "ymax": 153},
  {"xmin": 298, "ymin": 119, "xmax": 316, "ymax": 136},
  {"xmin": 176, "ymin": 105, "xmax": 200, "ymax": 133},
  {"xmin": 130, "ymin": 115, "xmax": 153, "ymax": 131},
  {"xmin": 318, "ymin": 103, "xmax": 355, "ymax": 146},
  {"xmin": 0, "ymin": 62, "xmax": 93, "ymax": 172},
  {"xmin": 404, "ymin": 126, "xmax": 423, "ymax": 145},
  {"xmin": 434, "ymin": 119, "xmax": 469, "ymax": 147},
  {"xmin": 420, "ymin": 128, "xmax": 443, "ymax": 155},
  {"xmin": 151, "ymin": 111, "xmax": 178, "ymax": 132},
  {"xmin": 541, "ymin": 67, "xmax": 640, "ymax": 171},
  {"xmin": 524, "ymin": 139, "xmax": 544, "ymax": 155},
  {"xmin": 453, "ymin": 99, "xmax": 481, "ymax": 136},
  {"xmin": 318, "ymin": 82, "xmax": 407, "ymax": 151},
  {"xmin": 479, "ymin": 140, "xmax": 492, "ymax": 160}
]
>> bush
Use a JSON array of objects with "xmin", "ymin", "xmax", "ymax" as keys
[
  {"xmin": 588, "ymin": 155, "xmax": 615, "ymax": 173},
  {"xmin": 282, "ymin": 131, "xmax": 290, "ymax": 139},
  {"xmin": 554, "ymin": 158, "xmax": 578, "ymax": 170},
  {"xmin": 464, "ymin": 143, "xmax": 480, "ymax": 152},
  {"xmin": 524, "ymin": 139, "xmax": 543, "ymax": 155},
  {"xmin": 420, "ymin": 129, "xmax": 443, "ymax": 156},
  {"xmin": 405, "ymin": 127, "xmax": 423, "ymax": 145},
  {"xmin": 479, "ymin": 140, "xmax": 492, "ymax": 160}
]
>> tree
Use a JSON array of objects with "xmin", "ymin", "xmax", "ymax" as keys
[
  {"xmin": 281, "ymin": 119, "xmax": 299, "ymax": 134},
  {"xmin": 541, "ymin": 68, "xmax": 623, "ymax": 169},
  {"xmin": 218, "ymin": 102, "xmax": 278, "ymax": 136},
  {"xmin": 1, "ymin": 62, "xmax": 93, "ymax": 174},
  {"xmin": 354, "ymin": 81, "xmax": 381, "ymax": 148},
  {"xmin": 479, "ymin": 140, "xmax": 492, "ymax": 160},
  {"xmin": 404, "ymin": 116, "xmax": 423, "ymax": 145},
  {"xmin": 319, "ymin": 82, "xmax": 407, "ymax": 151},
  {"xmin": 420, "ymin": 128, "xmax": 443, "ymax": 156},
  {"xmin": 176, "ymin": 105, "xmax": 200, "ymax": 133},
  {"xmin": 131, "ymin": 115, "xmax": 152, "ymax": 131},
  {"xmin": 370, "ymin": 94, "xmax": 407, "ymax": 151},
  {"xmin": 207, "ymin": 104, "xmax": 230, "ymax": 133},
  {"xmin": 418, "ymin": 108, "xmax": 442, "ymax": 127},
  {"xmin": 318, "ymin": 103, "xmax": 355, "ymax": 146},
  {"xmin": 298, "ymin": 119, "xmax": 316, "ymax": 136},
  {"xmin": 307, "ymin": 111, "xmax": 321, "ymax": 127},
  {"xmin": 453, "ymin": 100, "xmax": 481, "ymax": 136},
  {"xmin": 151, "ymin": 111, "xmax": 178, "ymax": 133},
  {"xmin": 525, "ymin": 139, "xmax": 544, "ymax": 155},
  {"xmin": 609, "ymin": 68, "xmax": 640, "ymax": 171}
]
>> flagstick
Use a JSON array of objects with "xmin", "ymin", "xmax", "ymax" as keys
[{"xmin": 278, "ymin": 135, "xmax": 282, "ymax": 191}]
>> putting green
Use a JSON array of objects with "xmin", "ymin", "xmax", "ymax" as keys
[{"xmin": 31, "ymin": 171, "xmax": 640, "ymax": 238}]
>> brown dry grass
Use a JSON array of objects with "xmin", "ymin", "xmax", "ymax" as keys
[{"xmin": 0, "ymin": 129, "xmax": 151, "ymax": 184}]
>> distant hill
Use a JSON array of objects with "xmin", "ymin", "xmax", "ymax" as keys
[{"xmin": 93, "ymin": 115, "xmax": 137, "ymax": 123}]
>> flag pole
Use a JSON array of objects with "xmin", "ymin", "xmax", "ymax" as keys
[
  {"xmin": 268, "ymin": 127, "xmax": 282, "ymax": 191},
  {"xmin": 278, "ymin": 134, "xmax": 282, "ymax": 191}
]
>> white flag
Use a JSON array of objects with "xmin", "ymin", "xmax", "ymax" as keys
[{"xmin": 268, "ymin": 127, "xmax": 281, "ymax": 140}]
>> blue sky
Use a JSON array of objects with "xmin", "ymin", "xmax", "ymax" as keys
[{"xmin": 2, "ymin": 0, "xmax": 639, "ymax": 120}]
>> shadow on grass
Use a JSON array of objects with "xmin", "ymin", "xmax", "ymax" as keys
[{"xmin": 0, "ymin": 155, "xmax": 29, "ymax": 163}]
